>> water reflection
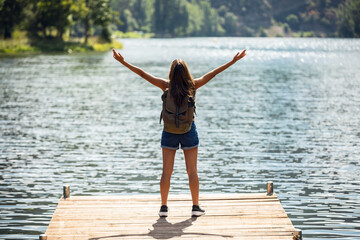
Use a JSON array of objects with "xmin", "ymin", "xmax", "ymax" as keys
[{"xmin": 1, "ymin": 38, "xmax": 360, "ymax": 239}]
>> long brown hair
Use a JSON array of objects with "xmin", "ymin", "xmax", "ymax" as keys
[{"xmin": 168, "ymin": 59, "xmax": 195, "ymax": 106}]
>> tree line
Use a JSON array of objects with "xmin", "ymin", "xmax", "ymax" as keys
[
  {"xmin": 0, "ymin": 0, "xmax": 113, "ymax": 43},
  {"xmin": 114, "ymin": 0, "xmax": 360, "ymax": 38},
  {"xmin": 1, "ymin": 0, "xmax": 359, "ymax": 41}
]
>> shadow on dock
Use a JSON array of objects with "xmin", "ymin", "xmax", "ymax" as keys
[{"xmin": 89, "ymin": 217, "xmax": 233, "ymax": 239}]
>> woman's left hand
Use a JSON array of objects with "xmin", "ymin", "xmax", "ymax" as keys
[{"xmin": 113, "ymin": 49, "xmax": 124, "ymax": 63}]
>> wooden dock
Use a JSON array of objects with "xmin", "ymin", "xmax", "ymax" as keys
[{"xmin": 40, "ymin": 184, "xmax": 302, "ymax": 240}]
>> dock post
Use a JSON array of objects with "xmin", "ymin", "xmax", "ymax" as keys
[
  {"xmin": 63, "ymin": 185, "xmax": 70, "ymax": 199},
  {"xmin": 39, "ymin": 234, "xmax": 47, "ymax": 240},
  {"xmin": 293, "ymin": 228, "xmax": 302, "ymax": 240},
  {"xmin": 267, "ymin": 181, "xmax": 273, "ymax": 196}
]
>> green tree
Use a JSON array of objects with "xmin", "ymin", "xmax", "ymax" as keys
[
  {"xmin": 168, "ymin": 0, "xmax": 188, "ymax": 36},
  {"xmin": 121, "ymin": 8, "xmax": 139, "ymax": 32},
  {"xmin": 68, "ymin": 0, "xmax": 88, "ymax": 37},
  {"xmin": 201, "ymin": 1, "xmax": 212, "ymax": 35},
  {"xmin": 224, "ymin": 12, "xmax": 238, "ymax": 36},
  {"xmin": 186, "ymin": 1, "xmax": 203, "ymax": 36},
  {"xmin": 286, "ymin": 14, "xmax": 299, "ymax": 31},
  {"xmin": 34, "ymin": 0, "xmax": 74, "ymax": 39},
  {"xmin": 153, "ymin": 0, "xmax": 162, "ymax": 35},
  {"xmin": 83, "ymin": 0, "xmax": 112, "ymax": 43},
  {"xmin": 153, "ymin": 0, "xmax": 188, "ymax": 37},
  {"xmin": 0, "ymin": 0, "xmax": 25, "ymax": 38},
  {"xmin": 132, "ymin": 0, "xmax": 147, "ymax": 28},
  {"xmin": 337, "ymin": 0, "xmax": 360, "ymax": 37},
  {"xmin": 200, "ymin": 1, "xmax": 224, "ymax": 36}
]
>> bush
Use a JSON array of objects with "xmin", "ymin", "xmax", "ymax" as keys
[
  {"xmin": 112, "ymin": 31, "xmax": 154, "ymax": 39},
  {"xmin": 283, "ymin": 23, "xmax": 291, "ymax": 34},
  {"xmin": 0, "ymin": 32, "xmax": 123, "ymax": 55},
  {"xmin": 302, "ymin": 31, "xmax": 315, "ymax": 37},
  {"xmin": 239, "ymin": 26, "xmax": 255, "ymax": 37},
  {"xmin": 0, "ymin": 31, "xmax": 37, "ymax": 54},
  {"xmin": 258, "ymin": 26, "xmax": 267, "ymax": 37},
  {"xmin": 286, "ymin": 14, "xmax": 299, "ymax": 30},
  {"xmin": 92, "ymin": 40, "xmax": 123, "ymax": 51}
]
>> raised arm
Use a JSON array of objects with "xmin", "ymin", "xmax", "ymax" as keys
[
  {"xmin": 194, "ymin": 50, "xmax": 246, "ymax": 90},
  {"xmin": 113, "ymin": 49, "xmax": 169, "ymax": 91}
]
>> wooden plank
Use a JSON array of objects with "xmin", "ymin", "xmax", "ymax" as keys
[
  {"xmin": 51, "ymin": 208, "xmax": 286, "ymax": 217},
  {"xmin": 58, "ymin": 198, "xmax": 279, "ymax": 206},
  {"xmin": 46, "ymin": 231, "xmax": 294, "ymax": 238},
  {"xmin": 46, "ymin": 219, "xmax": 293, "ymax": 229},
  {"xmin": 49, "ymin": 213, "xmax": 290, "ymax": 222},
  {"xmin": 44, "ymin": 193, "xmax": 295, "ymax": 240},
  {"xmin": 46, "ymin": 226, "xmax": 295, "ymax": 234},
  {"xmin": 54, "ymin": 202, "xmax": 283, "ymax": 209},
  {"xmin": 68, "ymin": 193, "xmax": 277, "ymax": 201},
  {"xmin": 46, "ymin": 235, "xmax": 293, "ymax": 240}
]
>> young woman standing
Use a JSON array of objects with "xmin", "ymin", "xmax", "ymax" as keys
[{"xmin": 113, "ymin": 49, "xmax": 246, "ymax": 217}]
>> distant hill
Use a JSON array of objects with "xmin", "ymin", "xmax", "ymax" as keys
[{"xmin": 111, "ymin": 0, "xmax": 360, "ymax": 38}]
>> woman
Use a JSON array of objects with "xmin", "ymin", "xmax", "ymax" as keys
[{"xmin": 113, "ymin": 48, "xmax": 246, "ymax": 217}]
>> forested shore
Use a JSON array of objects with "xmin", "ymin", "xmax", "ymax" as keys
[
  {"xmin": 115, "ymin": 0, "xmax": 360, "ymax": 38},
  {"xmin": 1, "ymin": 0, "xmax": 359, "ymax": 54},
  {"xmin": 0, "ymin": 0, "xmax": 122, "ymax": 54}
]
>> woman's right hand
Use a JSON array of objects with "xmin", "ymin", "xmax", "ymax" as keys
[
  {"xmin": 113, "ymin": 49, "xmax": 124, "ymax": 63},
  {"xmin": 232, "ymin": 50, "xmax": 246, "ymax": 62}
]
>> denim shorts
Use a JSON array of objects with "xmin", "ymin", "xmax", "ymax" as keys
[{"xmin": 161, "ymin": 122, "xmax": 199, "ymax": 150}]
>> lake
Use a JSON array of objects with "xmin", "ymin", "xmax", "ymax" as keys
[{"xmin": 1, "ymin": 37, "xmax": 360, "ymax": 239}]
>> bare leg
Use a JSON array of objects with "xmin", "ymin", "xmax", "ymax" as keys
[
  {"xmin": 160, "ymin": 148, "xmax": 176, "ymax": 206},
  {"xmin": 183, "ymin": 147, "xmax": 199, "ymax": 206}
]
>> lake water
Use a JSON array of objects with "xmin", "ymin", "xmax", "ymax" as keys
[{"xmin": 1, "ymin": 37, "xmax": 360, "ymax": 239}]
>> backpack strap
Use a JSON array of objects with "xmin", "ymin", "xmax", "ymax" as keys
[
  {"xmin": 175, "ymin": 106, "xmax": 179, "ymax": 128},
  {"xmin": 159, "ymin": 89, "xmax": 168, "ymax": 124},
  {"xmin": 189, "ymin": 96, "xmax": 196, "ymax": 116}
]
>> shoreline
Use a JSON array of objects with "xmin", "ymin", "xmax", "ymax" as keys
[{"xmin": 0, "ymin": 36, "xmax": 123, "ymax": 56}]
